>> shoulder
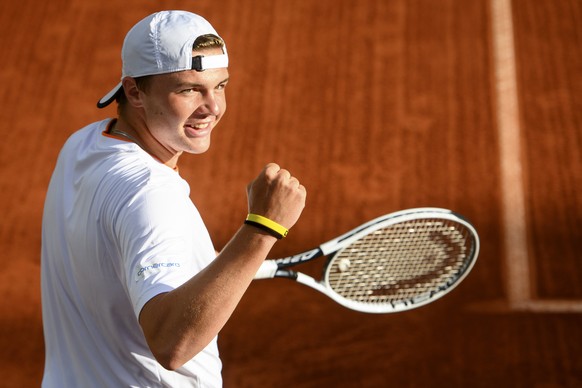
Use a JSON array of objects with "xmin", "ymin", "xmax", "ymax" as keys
[
  {"xmin": 64, "ymin": 119, "xmax": 111, "ymax": 146},
  {"xmin": 63, "ymin": 121, "xmax": 191, "ymax": 216},
  {"xmin": 102, "ymin": 152, "xmax": 189, "ymax": 208}
]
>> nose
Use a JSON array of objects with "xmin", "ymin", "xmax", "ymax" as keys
[{"xmin": 201, "ymin": 91, "xmax": 221, "ymax": 116}]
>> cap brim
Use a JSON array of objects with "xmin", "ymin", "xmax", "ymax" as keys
[{"xmin": 97, "ymin": 82, "xmax": 122, "ymax": 109}]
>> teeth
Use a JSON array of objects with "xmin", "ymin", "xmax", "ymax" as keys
[{"xmin": 192, "ymin": 123, "xmax": 209, "ymax": 129}]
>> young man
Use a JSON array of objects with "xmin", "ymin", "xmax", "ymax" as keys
[{"xmin": 41, "ymin": 10, "xmax": 306, "ymax": 387}]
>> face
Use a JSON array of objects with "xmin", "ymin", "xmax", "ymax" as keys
[{"xmin": 138, "ymin": 47, "xmax": 229, "ymax": 156}]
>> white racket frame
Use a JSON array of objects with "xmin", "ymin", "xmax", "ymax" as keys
[{"xmin": 255, "ymin": 208, "xmax": 480, "ymax": 313}]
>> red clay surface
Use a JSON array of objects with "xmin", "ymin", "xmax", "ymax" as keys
[{"xmin": 0, "ymin": 0, "xmax": 580, "ymax": 386}]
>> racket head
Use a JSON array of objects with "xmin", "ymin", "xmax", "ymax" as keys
[{"xmin": 321, "ymin": 208, "xmax": 479, "ymax": 313}]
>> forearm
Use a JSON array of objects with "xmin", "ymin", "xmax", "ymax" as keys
[{"xmin": 139, "ymin": 224, "xmax": 276, "ymax": 370}]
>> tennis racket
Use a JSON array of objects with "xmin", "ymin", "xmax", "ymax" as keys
[{"xmin": 254, "ymin": 208, "xmax": 479, "ymax": 313}]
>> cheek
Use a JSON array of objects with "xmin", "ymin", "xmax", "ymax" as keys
[
  {"xmin": 154, "ymin": 98, "xmax": 189, "ymax": 121},
  {"xmin": 218, "ymin": 95, "xmax": 227, "ymax": 116},
  {"xmin": 142, "ymin": 96, "xmax": 170, "ymax": 119}
]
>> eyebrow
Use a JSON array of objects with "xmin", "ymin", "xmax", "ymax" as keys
[{"xmin": 175, "ymin": 77, "xmax": 230, "ymax": 89}]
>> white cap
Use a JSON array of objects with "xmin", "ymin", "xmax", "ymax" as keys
[{"xmin": 97, "ymin": 10, "xmax": 228, "ymax": 108}]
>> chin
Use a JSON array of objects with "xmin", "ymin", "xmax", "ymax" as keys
[{"xmin": 187, "ymin": 143, "xmax": 211, "ymax": 155}]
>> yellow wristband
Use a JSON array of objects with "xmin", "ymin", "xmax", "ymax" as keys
[{"xmin": 244, "ymin": 214, "xmax": 289, "ymax": 239}]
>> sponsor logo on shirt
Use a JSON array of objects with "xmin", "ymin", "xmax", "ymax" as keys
[{"xmin": 136, "ymin": 262, "xmax": 181, "ymax": 282}]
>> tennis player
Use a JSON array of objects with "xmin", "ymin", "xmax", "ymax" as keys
[{"xmin": 40, "ymin": 10, "xmax": 306, "ymax": 387}]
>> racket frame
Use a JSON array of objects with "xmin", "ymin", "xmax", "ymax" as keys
[{"xmin": 255, "ymin": 208, "xmax": 480, "ymax": 313}]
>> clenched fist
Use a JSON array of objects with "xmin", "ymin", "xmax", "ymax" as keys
[{"xmin": 246, "ymin": 163, "xmax": 307, "ymax": 230}]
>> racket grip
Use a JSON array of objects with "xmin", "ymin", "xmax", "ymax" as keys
[{"xmin": 254, "ymin": 260, "xmax": 279, "ymax": 280}]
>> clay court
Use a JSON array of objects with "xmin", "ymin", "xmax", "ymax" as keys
[{"xmin": 0, "ymin": 0, "xmax": 580, "ymax": 386}]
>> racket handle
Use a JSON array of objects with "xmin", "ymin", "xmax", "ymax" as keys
[{"xmin": 254, "ymin": 260, "xmax": 279, "ymax": 280}]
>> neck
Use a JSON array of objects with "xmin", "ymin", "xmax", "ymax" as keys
[{"xmin": 113, "ymin": 116, "xmax": 181, "ymax": 170}]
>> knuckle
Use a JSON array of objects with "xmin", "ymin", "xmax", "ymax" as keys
[{"xmin": 265, "ymin": 162, "xmax": 280, "ymax": 172}]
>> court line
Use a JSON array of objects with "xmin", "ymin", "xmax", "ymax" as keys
[
  {"xmin": 491, "ymin": 0, "xmax": 582, "ymax": 313},
  {"xmin": 491, "ymin": 0, "xmax": 531, "ymax": 308}
]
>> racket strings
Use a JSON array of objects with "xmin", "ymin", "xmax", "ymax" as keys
[{"xmin": 326, "ymin": 219, "xmax": 472, "ymax": 306}]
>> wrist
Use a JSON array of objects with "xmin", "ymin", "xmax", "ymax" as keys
[{"xmin": 244, "ymin": 214, "xmax": 289, "ymax": 239}]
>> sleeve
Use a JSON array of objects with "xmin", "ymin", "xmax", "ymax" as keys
[{"xmin": 112, "ymin": 174, "xmax": 216, "ymax": 318}]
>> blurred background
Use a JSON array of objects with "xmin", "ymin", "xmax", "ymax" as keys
[{"xmin": 0, "ymin": 0, "xmax": 580, "ymax": 386}]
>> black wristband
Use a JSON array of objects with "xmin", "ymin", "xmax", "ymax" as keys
[{"xmin": 244, "ymin": 220, "xmax": 285, "ymax": 239}]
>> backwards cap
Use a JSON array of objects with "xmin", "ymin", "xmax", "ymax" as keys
[{"xmin": 97, "ymin": 10, "xmax": 228, "ymax": 108}]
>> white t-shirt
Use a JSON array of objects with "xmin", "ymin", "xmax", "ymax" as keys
[{"xmin": 41, "ymin": 119, "xmax": 222, "ymax": 387}]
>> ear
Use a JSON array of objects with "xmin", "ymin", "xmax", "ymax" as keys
[{"xmin": 121, "ymin": 77, "xmax": 144, "ymax": 108}]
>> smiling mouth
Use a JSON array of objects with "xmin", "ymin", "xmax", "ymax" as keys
[
  {"xmin": 185, "ymin": 122, "xmax": 213, "ymax": 137},
  {"xmin": 187, "ymin": 122, "xmax": 210, "ymax": 129}
]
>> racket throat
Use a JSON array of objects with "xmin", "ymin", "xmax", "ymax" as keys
[{"xmin": 274, "ymin": 248, "xmax": 322, "ymax": 267}]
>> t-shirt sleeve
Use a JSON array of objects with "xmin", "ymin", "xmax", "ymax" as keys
[{"xmin": 112, "ymin": 175, "xmax": 216, "ymax": 318}]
